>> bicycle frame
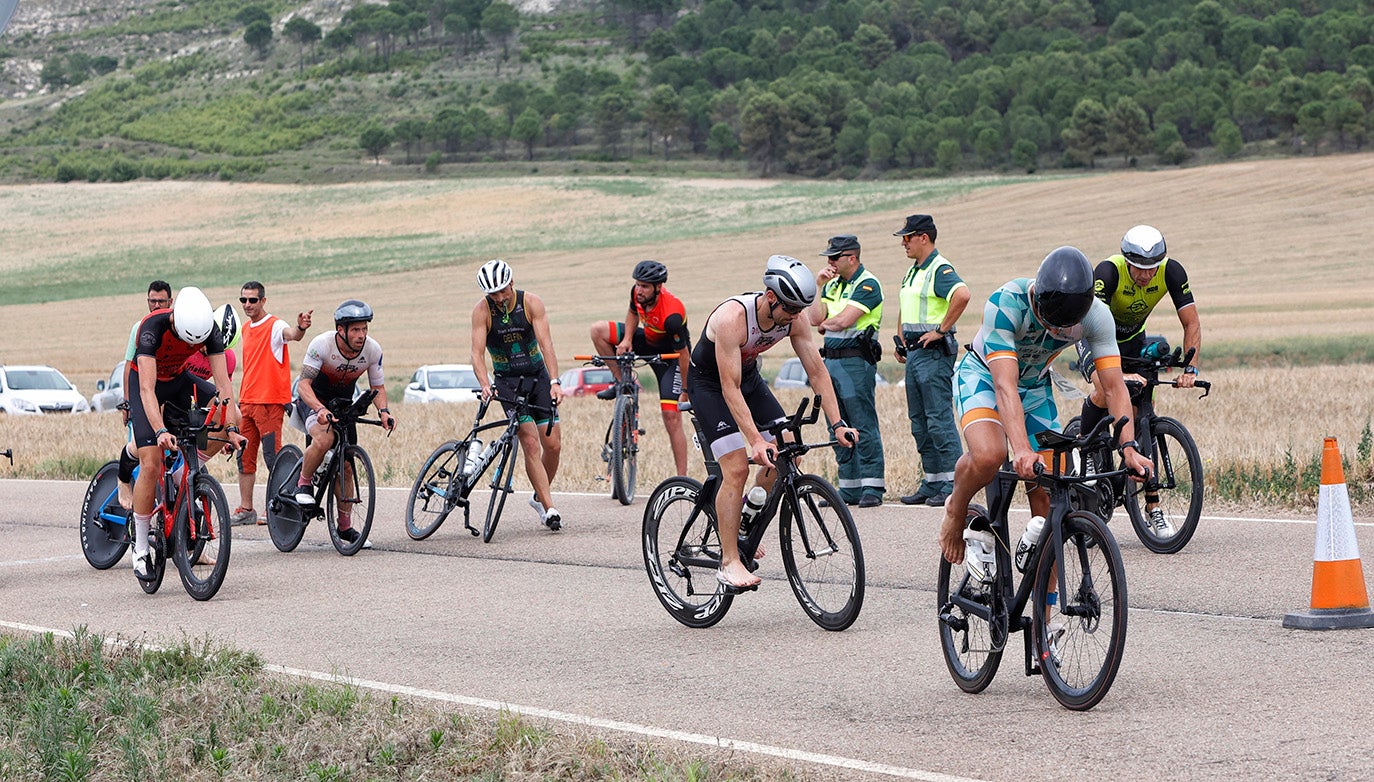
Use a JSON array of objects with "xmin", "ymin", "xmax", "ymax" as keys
[{"xmin": 283, "ymin": 391, "xmax": 384, "ymax": 519}]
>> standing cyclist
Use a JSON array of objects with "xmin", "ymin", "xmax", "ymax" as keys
[
  {"xmin": 114, "ymin": 280, "xmax": 173, "ymax": 509},
  {"xmin": 470, "ymin": 259, "xmax": 565, "ymax": 531},
  {"xmin": 689, "ymin": 255, "xmax": 857, "ymax": 590},
  {"xmin": 293, "ymin": 300, "xmax": 396, "ymax": 547},
  {"xmin": 589, "ymin": 259, "xmax": 692, "ymax": 476}
]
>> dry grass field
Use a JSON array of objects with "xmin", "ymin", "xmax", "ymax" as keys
[{"xmin": 3, "ymin": 154, "xmax": 1373, "ymax": 507}]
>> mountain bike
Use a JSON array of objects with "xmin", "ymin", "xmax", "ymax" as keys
[
  {"xmin": 574, "ymin": 352, "xmax": 678, "ymax": 505},
  {"xmin": 265, "ymin": 390, "xmax": 384, "ymax": 556},
  {"xmin": 642, "ymin": 395, "xmax": 865, "ymax": 631},
  {"xmin": 406, "ymin": 376, "xmax": 556, "ymax": 543},
  {"xmin": 80, "ymin": 402, "xmax": 234, "ymax": 599},
  {"xmin": 1066, "ymin": 345, "xmax": 1212, "ymax": 554},
  {"xmin": 936, "ymin": 416, "xmax": 1130, "ymax": 711}
]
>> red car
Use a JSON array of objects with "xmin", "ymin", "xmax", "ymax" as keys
[{"xmin": 557, "ymin": 366, "xmax": 616, "ymax": 397}]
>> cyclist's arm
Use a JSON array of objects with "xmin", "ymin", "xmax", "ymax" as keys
[
  {"xmin": 470, "ymin": 300, "xmax": 493, "ymax": 398},
  {"xmin": 296, "ymin": 366, "xmax": 327, "ymax": 420},
  {"xmin": 988, "ymin": 356, "xmax": 1038, "ymax": 479},
  {"xmin": 711, "ymin": 306, "xmax": 768, "ymax": 460},
  {"xmin": 788, "ymin": 325, "xmax": 856, "ymax": 446},
  {"xmin": 134, "ymin": 355, "xmax": 171, "ymax": 449},
  {"xmin": 619, "ymin": 308, "xmax": 640, "ymax": 353},
  {"xmin": 524, "ymin": 291, "xmax": 562, "ymax": 403},
  {"xmin": 1176, "ymin": 303, "xmax": 1202, "ymax": 387},
  {"xmin": 370, "ymin": 382, "xmax": 395, "ymax": 430},
  {"xmin": 1095, "ymin": 363, "xmax": 1152, "ymax": 477}
]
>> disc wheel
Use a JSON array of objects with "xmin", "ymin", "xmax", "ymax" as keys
[
  {"xmin": 265, "ymin": 444, "xmax": 308, "ymax": 552},
  {"xmin": 778, "ymin": 476, "xmax": 865, "ymax": 631},
  {"xmin": 406, "ymin": 440, "xmax": 465, "ymax": 540},
  {"xmin": 173, "ymin": 474, "xmax": 232, "ymax": 601},
  {"xmin": 1125, "ymin": 418, "xmax": 1203, "ymax": 554},
  {"xmin": 610, "ymin": 394, "xmax": 638, "ymax": 505},
  {"xmin": 327, "ymin": 445, "xmax": 375, "ymax": 556},
  {"xmin": 641, "ymin": 477, "xmax": 733, "ymax": 628},
  {"xmin": 80, "ymin": 460, "xmax": 131, "ymax": 569}
]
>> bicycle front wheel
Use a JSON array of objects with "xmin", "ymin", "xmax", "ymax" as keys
[
  {"xmin": 642, "ymin": 477, "xmax": 733, "ymax": 628},
  {"xmin": 778, "ymin": 476, "xmax": 865, "ymax": 631},
  {"xmin": 1033, "ymin": 511, "xmax": 1127, "ymax": 711},
  {"xmin": 406, "ymin": 440, "xmax": 464, "ymax": 540},
  {"xmin": 80, "ymin": 460, "xmax": 131, "ymax": 569},
  {"xmin": 265, "ymin": 444, "xmax": 308, "ymax": 552},
  {"xmin": 1125, "ymin": 417, "xmax": 1203, "ymax": 554},
  {"xmin": 610, "ymin": 394, "xmax": 638, "ymax": 505},
  {"xmin": 936, "ymin": 505, "xmax": 1004, "ymax": 692},
  {"xmin": 174, "ymin": 474, "xmax": 232, "ymax": 601},
  {"xmin": 483, "ymin": 438, "xmax": 518, "ymax": 543},
  {"xmin": 138, "ymin": 515, "xmax": 167, "ymax": 595},
  {"xmin": 328, "ymin": 445, "xmax": 376, "ymax": 556}
]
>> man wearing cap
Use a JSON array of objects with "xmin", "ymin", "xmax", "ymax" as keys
[
  {"xmin": 809, "ymin": 235, "xmax": 886, "ymax": 507},
  {"xmin": 894, "ymin": 214, "xmax": 970, "ymax": 507}
]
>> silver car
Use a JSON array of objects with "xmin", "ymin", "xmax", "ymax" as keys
[{"xmin": 90, "ymin": 360, "xmax": 127, "ymax": 413}]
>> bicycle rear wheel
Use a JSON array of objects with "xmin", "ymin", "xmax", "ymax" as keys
[
  {"xmin": 328, "ymin": 445, "xmax": 376, "ymax": 556},
  {"xmin": 1062, "ymin": 417, "xmax": 1116, "ymax": 521},
  {"xmin": 174, "ymin": 474, "xmax": 232, "ymax": 601},
  {"xmin": 1033, "ymin": 511, "xmax": 1127, "ymax": 711},
  {"xmin": 610, "ymin": 394, "xmax": 638, "ymax": 505},
  {"xmin": 406, "ymin": 440, "xmax": 465, "ymax": 540},
  {"xmin": 80, "ymin": 460, "xmax": 131, "ymax": 569},
  {"xmin": 482, "ymin": 438, "xmax": 518, "ymax": 543},
  {"xmin": 1125, "ymin": 417, "xmax": 1203, "ymax": 554},
  {"xmin": 778, "ymin": 476, "xmax": 865, "ymax": 631},
  {"xmin": 265, "ymin": 444, "xmax": 308, "ymax": 552},
  {"xmin": 641, "ymin": 477, "xmax": 733, "ymax": 628}
]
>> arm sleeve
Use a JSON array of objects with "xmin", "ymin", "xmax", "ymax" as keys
[
  {"xmin": 1092, "ymin": 261, "xmax": 1118, "ymax": 303},
  {"xmin": 1164, "ymin": 260, "xmax": 1195, "ymax": 310}
]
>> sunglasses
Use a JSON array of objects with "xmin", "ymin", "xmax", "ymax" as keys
[
  {"xmin": 239, "ymin": 296, "xmax": 261, "ymax": 304},
  {"xmin": 779, "ymin": 301, "xmax": 806, "ymax": 315},
  {"xmin": 147, "ymin": 298, "xmax": 170, "ymax": 307}
]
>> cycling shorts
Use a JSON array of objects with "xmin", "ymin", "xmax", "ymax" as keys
[
  {"xmin": 685, "ymin": 365, "xmax": 784, "ymax": 460},
  {"xmin": 608, "ymin": 323, "xmax": 684, "ymax": 410},
  {"xmin": 127, "ymin": 367, "xmax": 217, "ymax": 449},
  {"xmin": 954, "ymin": 353, "xmax": 1062, "ymax": 451},
  {"xmin": 494, "ymin": 369, "xmax": 559, "ymax": 426}
]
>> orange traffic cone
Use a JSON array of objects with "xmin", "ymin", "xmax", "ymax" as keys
[{"xmin": 1284, "ymin": 438, "xmax": 1374, "ymax": 630}]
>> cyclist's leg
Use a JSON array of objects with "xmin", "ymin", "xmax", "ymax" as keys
[
  {"xmin": 654, "ymin": 358, "xmax": 689, "ymax": 476},
  {"xmin": 126, "ymin": 370, "xmax": 168, "ymax": 573},
  {"xmin": 939, "ymin": 357, "xmax": 1011, "ymax": 564},
  {"xmin": 590, "ymin": 321, "xmax": 628, "ymax": 381},
  {"xmin": 296, "ymin": 409, "xmax": 335, "ymax": 499}
]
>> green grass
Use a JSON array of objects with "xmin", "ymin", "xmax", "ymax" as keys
[
  {"xmin": 1204, "ymin": 336, "xmax": 1374, "ymax": 368},
  {"xmin": 1210, "ymin": 419, "xmax": 1374, "ymax": 507}
]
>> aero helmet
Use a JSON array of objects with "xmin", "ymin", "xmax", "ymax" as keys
[
  {"xmin": 172, "ymin": 286, "xmax": 215, "ymax": 345},
  {"xmin": 632, "ymin": 259, "xmax": 668, "ymax": 284},
  {"xmin": 1033, "ymin": 246, "xmax": 1095, "ymax": 329},
  {"xmin": 763, "ymin": 255, "xmax": 818, "ymax": 309},
  {"xmin": 214, "ymin": 303, "xmax": 240, "ymax": 350},
  {"xmin": 333, "ymin": 299, "xmax": 374, "ymax": 328},
  {"xmin": 477, "ymin": 259, "xmax": 513, "ymax": 294},
  {"xmin": 1121, "ymin": 225, "xmax": 1167, "ymax": 269}
]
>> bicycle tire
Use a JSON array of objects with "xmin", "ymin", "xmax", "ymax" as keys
[
  {"xmin": 406, "ymin": 440, "xmax": 464, "ymax": 540},
  {"xmin": 641, "ymin": 476, "xmax": 733, "ymax": 628},
  {"xmin": 174, "ymin": 474, "xmax": 232, "ymax": 601},
  {"xmin": 328, "ymin": 445, "xmax": 376, "ymax": 556},
  {"xmin": 139, "ymin": 515, "xmax": 167, "ymax": 595},
  {"xmin": 611, "ymin": 394, "xmax": 637, "ymax": 505},
  {"xmin": 1062, "ymin": 417, "xmax": 1116, "ymax": 521},
  {"xmin": 1032, "ymin": 510, "xmax": 1127, "ymax": 711},
  {"xmin": 80, "ymin": 460, "xmax": 131, "ymax": 569},
  {"xmin": 778, "ymin": 476, "xmax": 865, "ymax": 631},
  {"xmin": 1125, "ymin": 417, "xmax": 1203, "ymax": 554},
  {"xmin": 265, "ymin": 444, "xmax": 308, "ymax": 553},
  {"xmin": 482, "ymin": 438, "xmax": 518, "ymax": 543}
]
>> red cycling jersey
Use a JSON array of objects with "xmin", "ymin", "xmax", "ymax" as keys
[
  {"xmin": 133, "ymin": 310, "xmax": 226, "ymax": 382},
  {"xmin": 632, "ymin": 287, "xmax": 689, "ymax": 351}
]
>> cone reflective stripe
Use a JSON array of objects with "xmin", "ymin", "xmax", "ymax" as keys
[{"xmin": 1284, "ymin": 438, "xmax": 1374, "ymax": 630}]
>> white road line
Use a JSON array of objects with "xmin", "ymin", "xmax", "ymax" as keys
[{"xmin": 0, "ymin": 619, "xmax": 982, "ymax": 782}]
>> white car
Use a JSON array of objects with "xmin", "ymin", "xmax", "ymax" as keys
[
  {"xmin": 0, "ymin": 365, "xmax": 91, "ymax": 415},
  {"xmin": 404, "ymin": 364, "xmax": 483, "ymax": 404},
  {"xmin": 90, "ymin": 360, "xmax": 127, "ymax": 413},
  {"xmin": 772, "ymin": 357, "xmax": 889, "ymax": 389}
]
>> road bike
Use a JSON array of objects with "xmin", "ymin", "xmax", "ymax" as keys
[
  {"xmin": 937, "ymin": 416, "xmax": 1130, "ymax": 711},
  {"xmin": 642, "ymin": 395, "xmax": 865, "ymax": 631},
  {"xmin": 265, "ymin": 389, "xmax": 384, "ymax": 556},
  {"xmin": 573, "ymin": 351, "xmax": 678, "ymax": 505},
  {"xmin": 1066, "ymin": 345, "xmax": 1212, "ymax": 554},
  {"xmin": 406, "ymin": 376, "xmax": 556, "ymax": 543},
  {"xmin": 80, "ymin": 401, "xmax": 234, "ymax": 600}
]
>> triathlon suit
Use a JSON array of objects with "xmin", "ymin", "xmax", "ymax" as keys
[
  {"xmin": 605, "ymin": 287, "xmax": 690, "ymax": 410},
  {"xmin": 486, "ymin": 290, "xmax": 556, "ymax": 426},
  {"xmin": 1077, "ymin": 256, "xmax": 1196, "ymax": 376},
  {"xmin": 300, "ymin": 332, "xmax": 385, "ymax": 443},
  {"xmin": 686, "ymin": 293, "xmax": 789, "ymax": 458},
  {"xmin": 129, "ymin": 311, "xmax": 224, "ymax": 448},
  {"xmin": 956, "ymin": 279, "xmax": 1120, "ymax": 450}
]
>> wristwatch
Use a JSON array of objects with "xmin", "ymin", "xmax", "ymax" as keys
[
  {"xmin": 1118, "ymin": 439, "xmax": 1140, "ymax": 453},
  {"xmin": 1183, "ymin": 366, "xmax": 1199, "ymax": 375},
  {"xmin": 378, "ymin": 407, "xmax": 390, "ymax": 414}
]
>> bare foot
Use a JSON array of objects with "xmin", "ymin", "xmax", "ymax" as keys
[
  {"xmin": 717, "ymin": 561, "xmax": 761, "ymax": 589},
  {"xmin": 117, "ymin": 480, "xmax": 133, "ymax": 510},
  {"xmin": 939, "ymin": 511, "xmax": 966, "ymax": 565},
  {"xmin": 195, "ymin": 550, "xmax": 217, "ymax": 567}
]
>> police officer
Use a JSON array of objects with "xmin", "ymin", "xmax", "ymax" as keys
[
  {"xmin": 810, "ymin": 234, "xmax": 886, "ymax": 507},
  {"xmin": 894, "ymin": 214, "xmax": 970, "ymax": 507}
]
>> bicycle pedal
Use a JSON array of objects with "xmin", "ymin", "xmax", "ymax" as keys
[{"xmin": 721, "ymin": 582, "xmax": 759, "ymax": 595}]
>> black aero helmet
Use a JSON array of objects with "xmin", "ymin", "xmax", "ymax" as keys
[
  {"xmin": 763, "ymin": 254, "xmax": 818, "ymax": 308},
  {"xmin": 1033, "ymin": 246, "xmax": 1095, "ymax": 329},
  {"xmin": 632, "ymin": 259, "xmax": 668, "ymax": 284},
  {"xmin": 334, "ymin": 299, "xmax": 374, "ymax": 327},
  {"xmin": 1121, "ymin": 224, "xmax": 1167, "ymax": 269}
]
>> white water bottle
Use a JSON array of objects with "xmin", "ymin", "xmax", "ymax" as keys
[
  {"xmin": 315, "ymin": 448, "xmax": 334, "ymax": 479},
  {"xmin": 462, "ymin": 440, "xmax": 483, "ymax": 476},
  {"xmin": 740, "ymin": 486, "xmax": 767, "ymax": 531},
  {"xmin": 963, "ymin": 521, "xmax": 997, "ymax": 583},
  {"xmin": 1015, "ymin": 516, "xmax": 1047, "ymax": 573}
]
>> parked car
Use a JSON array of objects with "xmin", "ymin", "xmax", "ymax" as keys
[
  {"xmin": 0, "ymin": 365, "xmax": 91, "ymax": 415},
  {"xmin": 90, "ymin": 361, "xmax": 127, "ymax": 413},
  {"xmin": 771, "ymin": 357, "xmax": 889, "ymax": 389},
  {"xmin": 557, "ymin": 365, "xmax": 616, "ymax": 398},
  {"xmin": 404, "ymin": 364, "xmax": 483, "ymax": 404}
]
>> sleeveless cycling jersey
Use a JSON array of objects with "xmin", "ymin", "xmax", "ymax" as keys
[
  {"xmin": 970, "ymin": 278, "xmax": 1120, "ymax": 387},
  {"xmin": 133, "ymin": 310, "xmax": 227, "ymax": 383},
  {"xmin": 1094, "ymin": 256, "xmax": 1195, "ymax": 342},
  {"xmin": 240, "ymin": 314, "xmax": 293, "ymax": 404},
  {"xmin": 301, "ymin": 332, "xmax": 384, "ymax": 402},
  {"xmin": 691, "ymin": 293, "xmax": 790, "ymax": 383},
  {"xmin": 633, "ymin": 287, "xmax": 690, "ymax": 351},
  {"xmin": 485, "ymin": 290, "xmax": 544, "ymax": 376}
]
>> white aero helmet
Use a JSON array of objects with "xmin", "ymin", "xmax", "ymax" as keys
[
  {"xmin": 477, "ymin": 259, "xmax": 513, "ymax": 294},
  {"xmin": 762, "ymin": 254, "xmax": 817, "ymax": 309},
  {"xmin": 1121, "ymin": 225, "xmax": 1167, "ymax": 269},
  {"xmin": 172, "ymin": 286, "xmax": 215, "ymax": 345},
  {"xmin": 214, "ymin": 303, "xmax": 240, "ymax": 349}
]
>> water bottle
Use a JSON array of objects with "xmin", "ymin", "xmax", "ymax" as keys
[
  {"xmin": 461, "ymin": 439, "xmax": 484, "ymax": 476},
  {"xmin": 1015, "ymin": 516, "xmax": 1047, "ymax": 573},
  {"xmin": 963, "ymin": 519, "xmax": 997, "ymax": 583},
  {"xmin": 315, "ymin": 448, "xmax": 334, "ymax": 480},
  {"xmin": 740, "ymin": 486, "xmax": 767, "ymax": 532}
]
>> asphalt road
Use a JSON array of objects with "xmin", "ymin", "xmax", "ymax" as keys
[{"xmin": 4, "ymin": 477, "xmax": 1374, "ymax": 781}]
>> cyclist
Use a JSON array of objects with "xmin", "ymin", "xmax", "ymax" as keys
[
  {"xmin": 128, "ymin": 286, "xmax": 246, "ymax": 580},
  {"xmin": 115, "ymin": 280, "xmax": 173, "ymax": 509},
  {"xmin": 688, "ymin": 255, "xmax": 857, "ymax": 590},
  {"xmin": 292, "ymin": 300, "xmax": 396, "ymax": 546},
  {"xmin": 1076, "ymin": 225, "xmax": 1202, "ymax": 534},
  {"xmin": 588, "ymin": 259, "xmax": 692, "ymax": 475},
  {"xmin": 470, "ymin": 259, "xmax": 565, "ymax": 531},
  {"xmin": 937, "ymin": 247, "xmax": 1153, "ymax": 567}
]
